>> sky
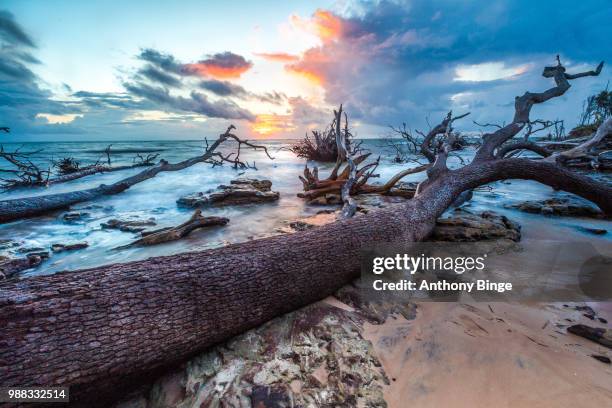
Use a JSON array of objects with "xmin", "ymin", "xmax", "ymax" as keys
[{"xmin": 1, "ymin": 0, "xmax": 610, "ymax": 141}]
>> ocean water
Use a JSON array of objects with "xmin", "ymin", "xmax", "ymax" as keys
[{"xmin": 0, "ymin": 139, "xmax": 610, "ymax": 275}]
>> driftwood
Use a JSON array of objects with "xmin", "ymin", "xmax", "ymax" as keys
[
  {"xmin": 116, "ymin": 210, "xmax": 229, "ymax": 249},
  {"xmin": 0, "ymin": 146, "xmax": 50, "ymax": 189},
  {"xmin": 1, "ymin": 58, "xmax": 611, "ymax": 407},
  {"xmin": 543, "ymin": 117, "xmax": 612, "ymax": 164},
  {"xmin": 0, "ymin": 126, "xmax": 272, "ymax": 224},
  {"xmin": 297, "ymin": 109, "xmax": 469, "ymax": 202}
]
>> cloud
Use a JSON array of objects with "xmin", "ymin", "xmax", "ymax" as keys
[
  {"xmin": 198, "ymin": 79, "xmax": 286, "ymax": 105},
  {"xmin": 255, "ymin": 52, "xmax": 300, "ymax": 63},
  {"xmin": 199, "ymin": 79, "xmax": 248, "ymax": 97},
  {"xmin": 0, "ymin": 9, "xmax": 79, "ymax": 134},
  {"xmin": 454, "ymin": 62, "xmax": 531, "ymax": 82},
  {"xmin": 182, "ymin": 52, "xmax": 253, "ymax": 79},
  {"xmin": 138, "ymin": 65, "xmax": 182, "ymax": 88},
  {"xmin": 0, "ymin": 10, "xmax": 35, "ymax": 47},
  {"xmin": 281, "ymin": 0, "xmax": 612, "ymax": 131},
  {"xmin": 138, "ymin": 48, "xmax": 184, "ymax": 74},
  {"xmin": 124, "ymin": 81, "xmax": 255, "ymax": 121},
  {"xmin": 252, "ymin": 96, "xmax": 328, "ymax": 136}
]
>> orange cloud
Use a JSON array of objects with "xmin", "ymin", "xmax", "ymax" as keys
[
  {"xmin": 183, "ymin": 63, "xmax": 249, "ymax": 79},
  {"xmin": 255, "ymin": 52, "xmax": 300, "ymax": 63},
  {"xmin": 290, "ymin": 9, "xmax": 345, "ymax": 43},
  {"xmin": 311, "ymin": 10, "xmax": 343, "ymax": 41},
  {"xmin": 182, "ymin": 52, "xmax": 253, "ymax": 79},
  {"xmin": 284, "ymin": 48, "xmax": 330, "ymax": 86},
  {"xmin": 252, "ymin": 114, "xmax": 296, "ymax": 136},
  {"xmin": 285, "ymin": 66, "xmax": 323, "ymax": 85}
]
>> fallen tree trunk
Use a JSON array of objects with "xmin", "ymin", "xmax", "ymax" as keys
[
  {"xmin": 46, "ymin": 162, "xmax": 154, "ymax": 185},
  {"xmin": 0, "ymin": 126, "xmax": 272, "ymax": 224}
]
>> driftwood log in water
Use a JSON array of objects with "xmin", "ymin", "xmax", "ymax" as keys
[
  {"xmin": 0, "ymin": 126, "xmax": 272, "ymax": 224},
  {"xmin": 46, "ymin": 160, "xmax": 157, "ymax": 186},
  {"xmin": 116, "ymin": 210, "xmax": 229, "ymax": 249},
  {"xmin": 0, "ymin": 59, "xmax": 611, "ymax": 407}
]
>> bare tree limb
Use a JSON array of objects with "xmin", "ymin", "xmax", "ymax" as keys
[
  {"xmin": 543, "ymin": 117, "xmax": 612, "ymax": 164},
  {"xmin": 474, "ymin": 58, "xmax": 604, "ymax": 161}
]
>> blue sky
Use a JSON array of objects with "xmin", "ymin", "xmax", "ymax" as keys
[{"xmin": 1, "ymin": 0, "xmax": 611, "ymax": 141}]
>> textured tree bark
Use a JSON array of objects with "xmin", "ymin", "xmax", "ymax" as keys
[{"xmin": 1, "ymin": 158, "xmax": 611, "ymax": 407}]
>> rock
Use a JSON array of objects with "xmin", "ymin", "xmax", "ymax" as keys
[
  {"xmin": 178, "ymin": 178, "xmax": 279, "ymax": 207},
  {"xmin": 283, "ymin": 213, "xmax": 338, "ymax": 234},
  {"xmin": 429, "ymin": 209, "xmax": 521, "ymax": 242},
  {"xmin": 567, "ymin": 324, "xmax": 612, "ymax": 348},
  {"xmin": 101, "ymin": 218, "xmax": 157, "ymax": 233},
  {"xmin": 63, "ymin": 212, "xmax": 90, "ymax": 222},
  {"xmin": 307, "ymin": 194, "xmax": 342, "ymax": 206},
  {"xmin": 289, "ymin": 221, "xmax": 315, "ymax": 231},
  {"xmin": 0, "ymin": 254, "xmax": 43, "ymax": 279},
  {"xmin": 230, "ymin": 178, "xmax": 272, "ymax": 192},
  {"xmin": 117, "ymin": 301, "xmax": 389, "ymax": 408},
  {"xmin": 577, "ymin": 226, "xmax": 607, "ymax": 235},
  {"xmin": 17, "ymin": 246, "xmax": 46, "ymax": 254},
  {"xmin": 506, "ymin": 197, "xmax": 603, "ymax": 218},
  {"xmin": 51, "ymin": 242, "xmax": 89, "ymax": 252},
  {"xmin": 591, "ymin": 355, "xmax": 611, "ymax": 364},
  {"xmin": 0, "ymin": 239, "xmax": 19, "ymax": 250},
  {"xmin": 27, "ymin": 251, "xmax": 50, "ymax": 259},
  {"xmin": 250, "ymin": 385, "xmax": 290, "ymax": 407}
]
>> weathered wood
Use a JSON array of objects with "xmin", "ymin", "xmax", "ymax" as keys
[{"xmin": 116, "ymin": 210, "xmax": 229, "ymax": 248}]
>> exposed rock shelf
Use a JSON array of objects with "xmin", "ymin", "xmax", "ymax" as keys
[{"xmin": 177, "ymin": 178, "xmax": 279, "ymax": 207}]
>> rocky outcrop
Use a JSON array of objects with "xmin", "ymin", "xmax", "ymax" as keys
[
  {"xmin": 177, "ymin": 178, "xmax": 279, "ymax": 207},
  {"xmin": 506, "ymin": 197, "xmax": 604, "ymax": 218},
  {"xmin": 0, "ymin": 253, "xmax": 43, "ymax": 279},
  {"xmin": 101, "ymin": 218, "xmax": 157, "ymax": 233},
  {"xmin": 115, "ymin": 298, "xmax": 394, "ymax": 408},
  {"xmin": 63, "ymin": 211, "xmax": 90, "ymax": 222},
  {"xmin": 429, "ymin": 208, "xmax": 521, "ymax": 242},
  {"xmin": 51, "ymin": 242, "xmax": 89, "ymax": 252}
]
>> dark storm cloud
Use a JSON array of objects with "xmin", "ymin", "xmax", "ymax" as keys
[
  {"xmin": 0, "ymin": 9, "xmax": 78, "ymax": 132},
  {"xmin": 124, "ymin": 81, "xmax": 255, "ymax": 121},
  {"xmin": 199, "ymin": 79, "xmax": 248, "ymax": 96},
  {"xmin": 138, "ymin": 48, "xmax": 184, "ymax": 74},
  {"xmin": 138, "ymin": 65, "xmax": 182, "ymax": 88}
]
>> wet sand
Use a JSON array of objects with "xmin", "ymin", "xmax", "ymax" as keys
[{"xmin": 363, "ymin": 301, "xmax": 612, "ymax": 407}]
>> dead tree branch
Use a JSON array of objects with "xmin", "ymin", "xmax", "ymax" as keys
[
  {"xmin": 115, "ymin": 209, "xmax": 229, "ymax": 249},
  {"xmin": 0, "ymin": 146, "xmax": 50, "ymax": 190},
  {"xmin": 474, "ymin": 57, "xmax": 604, "ymax": 162},
  {"xmin": 297, "ymin": 107, "xmax": 431, "ymax": 203},
  {"xmin": 542, "ymin": 117, "xmax": 612, "ymax": 165}
]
